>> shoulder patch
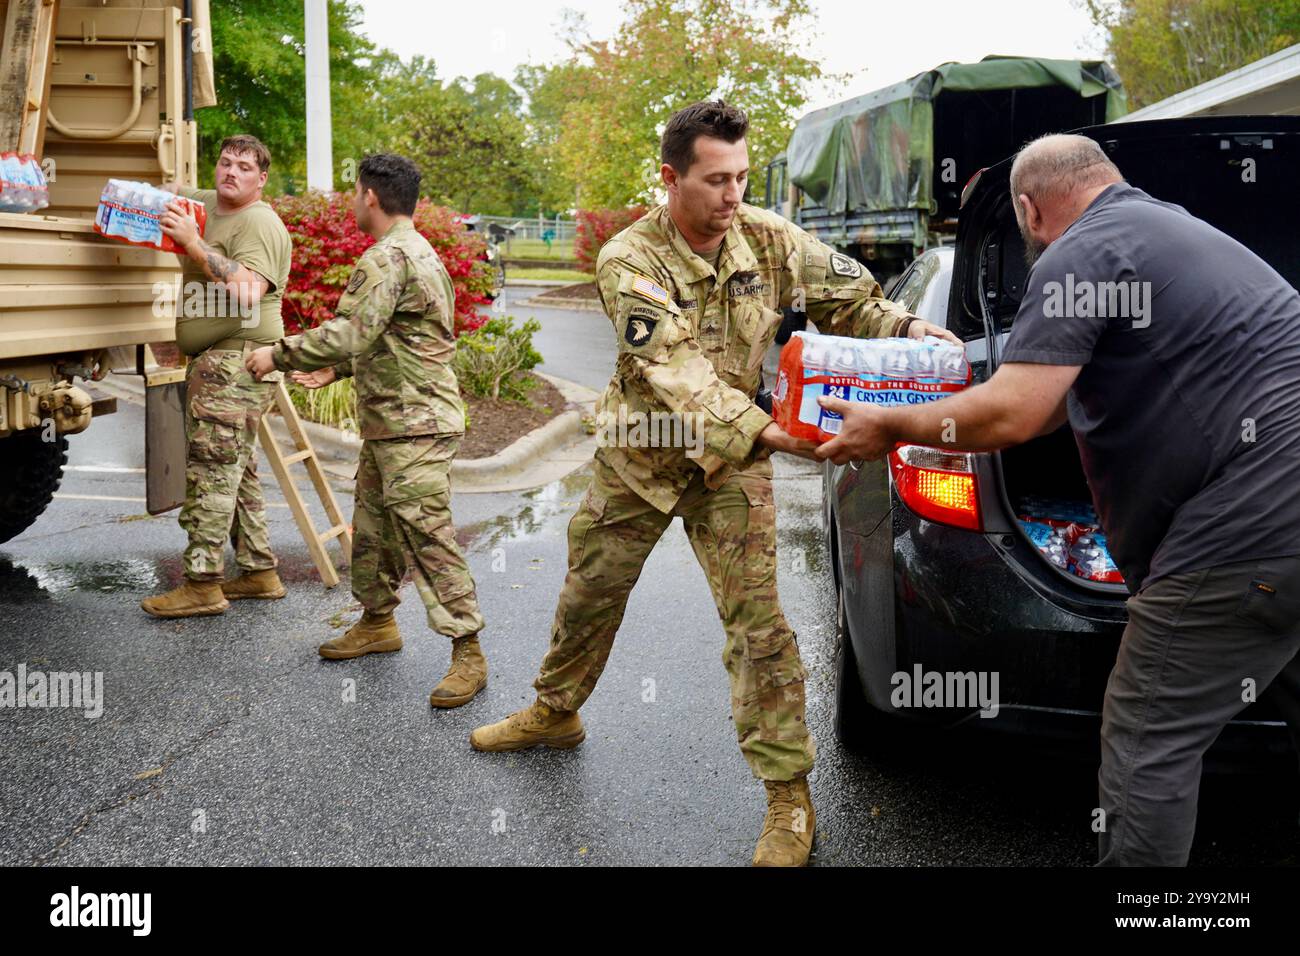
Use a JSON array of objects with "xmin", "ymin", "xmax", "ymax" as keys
[
  {"xmin": 830, "ymin": 252, "xmax": 863, "ymax": 278},
  {"xmin": 629, "ymin": 274, "xmax": 670, "ymax": 306},
  {"xmin": 346, "ymin": 268, "xmax": 367, "ymax": 294},
  {"xmin": 625, "ymin": 316, "xmax": 658, "ymax": 347}
]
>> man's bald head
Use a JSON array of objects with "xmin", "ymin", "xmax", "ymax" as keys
[
  {"xmin": 1010, "ymin": 134, "xmax": 1123, "ymax": 264},
  {"xmin": 1010, "ymin": 134, "xmax": 1122, "ymax": 209}
]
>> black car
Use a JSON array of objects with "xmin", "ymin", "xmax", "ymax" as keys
[{"xmin": 824, "ymin": 116, "xmax": 1300, "ymax": 769}]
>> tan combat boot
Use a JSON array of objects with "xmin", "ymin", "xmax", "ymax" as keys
[
  {"xmin": 221, "ymin": 568, "xmax": 287, "ymax": 601},
  {"xmin": 752, "ymin": 777, "xmax": 816, "ymax": 867},
  {"xmin": 318, "ymin": 610, "xmax": 402, "ymax": 660},
  {"xmin": 469, "ymin": 698, "xmax": 585, "ymax": 752},
  {"xmin": 429, "ymin": 635, "xmax": 488, "ymax": 708},
  {"xmin": 141, "ymin": 579, "xmax": 230, "ymax": 618}
]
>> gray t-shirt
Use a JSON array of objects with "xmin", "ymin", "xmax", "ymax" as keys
[{"xmin": 1001, "ymin": 182, "xmax": 1300, "ymax": 592}]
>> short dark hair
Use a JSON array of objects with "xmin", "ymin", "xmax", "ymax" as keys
[
  {"xmin": 660, "ymin": 100, "xmax": 749, "ymax": 174},
  {"xmin": 358, "ymin": 153, "xmax": 421, "ymax": 216},
  {"xmin": 219, "ymin": 134, "xmax": 272, "ymax": 173}
]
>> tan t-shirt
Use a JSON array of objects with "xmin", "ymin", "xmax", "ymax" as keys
[{"xmin": 173, "ymin": 187, "xmax": 291, "ymax": 355}]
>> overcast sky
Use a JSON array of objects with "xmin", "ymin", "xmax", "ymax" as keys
[{"xmin": 357, "ymin": 0, "xmax": 1108, "ymax": 110}]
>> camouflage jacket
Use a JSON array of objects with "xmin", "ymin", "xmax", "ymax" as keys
[
  {"xmin": 272, "ymin": 219, "xmax": 464, "ymax": 440},
  {"xmin": 596, "ymin": 202, "xmax": 918, "ymax": 512}
]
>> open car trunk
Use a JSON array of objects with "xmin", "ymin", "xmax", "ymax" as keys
[{"xmin": 951, "ymin": 116, "xmax": 1300, "ymax": 592}]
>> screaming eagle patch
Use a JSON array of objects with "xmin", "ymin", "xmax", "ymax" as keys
[
  {"xmin": 829, "ymin": 252, "xmax": 863, "ymax": 278},
  {"xmin": 625, "ymin": 316, "xmax": 658, "ymax": 347}
]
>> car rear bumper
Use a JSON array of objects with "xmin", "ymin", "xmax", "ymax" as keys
[{"xmin": 845, "ymin": 499, "xmax": 1296, "ymax": 771}]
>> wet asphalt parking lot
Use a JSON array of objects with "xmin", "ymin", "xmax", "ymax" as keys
[{"xmin": 1, "ymin": 288, "xmax": 1295, "ymax": 866}]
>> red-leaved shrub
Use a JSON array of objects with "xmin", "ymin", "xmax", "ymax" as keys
[
  {"xmin": 574, "ymin": 206, "xmax": 648, "ymax": 272},
  {"xmin": 272, "ymin": 192, "xmax": 492, "ymax": 336}
]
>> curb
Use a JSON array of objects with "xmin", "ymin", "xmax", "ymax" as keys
[
  {"xmin": 452, "ymin": 409, "xmax": 582, "ymax": 481},
  {"xmin": 505, "ymin": 278, "xmax": 579, "ymax": 288},
  {"xmin": 517, "ymin": 295, "xmax": 603, "ymax": 312},
  {"xmin": 97, "ymin": 369, "xmax": 600, "ymax": 489}
]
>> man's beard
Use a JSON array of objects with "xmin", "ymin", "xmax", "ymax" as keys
[{"xmin": 1019, "ymin": 222, "xmax": 1045, "ymax": 268}]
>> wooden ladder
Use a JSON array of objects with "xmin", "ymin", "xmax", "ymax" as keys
[{"xmin": 258, "ymin": 381, "xmax": 353, "ymax": 588}]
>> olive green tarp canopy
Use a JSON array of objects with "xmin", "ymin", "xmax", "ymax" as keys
[{"xmin": 786, "ymin": 56, "xmax": 1127, "ymax": 215}]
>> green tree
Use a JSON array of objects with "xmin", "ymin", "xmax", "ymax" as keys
[
  {"xmin": 526, "ymin": 0, "xmax": 827, "ymax": 210},
  {"xmin": 516, "ymin": 60, "xmax": 588, "ymax": 214},
  {"xmin": 198, "ymin": 0, "xmax": 383, "ymax": 193},
  {"xmin": 1083, "ymin": 0, "xmax": 1300, "ymax": 109},
  {"xmin": 389, "ymin": 65, "xmax": 541, "ymax": 215}
]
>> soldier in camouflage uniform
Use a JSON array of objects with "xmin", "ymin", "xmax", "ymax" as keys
[
  {"xmin": 142, "ymin": 134, "xmax": 292, "ymax": 619},
  {"xmin": 247, "ymin": 154, "xmax": 487, "ymax": 708},
  {"xmin": 470, "ymin": 102, "xmax": 959, "ymax": 865}
]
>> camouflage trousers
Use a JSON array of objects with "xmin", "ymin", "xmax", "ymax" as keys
[
  {"xmin": 351, "ymin": 435, "xmax": 484, "ymax": 639},
  {"xmin": 179, "ymin": 348, "xmax": 278, "ymax": 581},
  {"xmin": 534, "ymin": 452, "xmax": 815, "ymax": 781}
]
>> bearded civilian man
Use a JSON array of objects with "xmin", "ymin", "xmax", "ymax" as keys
[{"xmin": 818, "ymin": 133, "xmax": 1300, "ymax": 867}]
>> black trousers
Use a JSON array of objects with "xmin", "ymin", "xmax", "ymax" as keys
[{"xmin": 1097, "ymin": 555, "xmax": 1300, "ymax": 866}]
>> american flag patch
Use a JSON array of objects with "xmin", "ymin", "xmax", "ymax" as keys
[{"xmin": 630, "ymin": 274, "xmax": 670, "ymax": 306}]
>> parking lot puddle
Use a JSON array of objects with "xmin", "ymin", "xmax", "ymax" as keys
[
  {"xmin": 0, "ymin": 557, "xmax": 159, "ymax": 599},
  {"xmin": 459, "ymin": 469, "xmax": 593, "ymax": 551}
]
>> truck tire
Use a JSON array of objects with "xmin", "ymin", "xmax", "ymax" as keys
[{"xmin": 0, "ymin": 431, "xmax": 69, "ymax": 544}]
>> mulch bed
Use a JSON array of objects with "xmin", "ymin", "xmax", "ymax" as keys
[
  {"xmin": 534, "ymin": 281, "xmax": 600, "ymax": 302},
  {"xmin": 268, "ymin": 370, "xmax": 567, "ymax": 461},
  {"xmin": 459, "ymin": 372, "xmax": 568, "ymax": 459},
  {"xmin": 154, "ymin": 339, "xmax": 565, "ymax": 461}
]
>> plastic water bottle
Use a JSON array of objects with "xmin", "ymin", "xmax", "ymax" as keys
[
  {"xmin": 881, "ymin": 340, "xmax": 913, "ymax": 383},
  {"xmin": 913, "ymin": 343, "xmax": 941, "ymax": 385},
  {"xmin": 9, "ymin": 156, "xmax": 30, "ymax": 211},
  {"xmin": 1068, "ymin": 533, "xmax": 1099, "ymax": 575},
  {"xmin": 795, "ymin": 332, "xmax": 825, "ymax": 384},
  {"xmin": 830, "ymin": 338, "xmax": 858, "ymax": 380},
  {"xmin": 937, "ymin": 346, "xmax": 968, "ymax": 386},
  {"xmin": 28, "ymin": 156, "xmax": 47, "ymax": 210},
  {"xmin": 1045, "ymin": 528, "xmax": 1072, "ymax": 568},
  {"xmin": 1, "ymin": 153, "xmax": 29, "ymax": 211},
  {"xmin": 0, "ymin": 153, "xmax": 17, "ymax": 211},
  {"xmin": 856, "ymin": 339, "xmax": 885, "ymax": 382}
]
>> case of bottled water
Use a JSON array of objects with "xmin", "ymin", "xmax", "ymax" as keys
[
  {"xmin": 1015, "ymin": 497, "xmax": 1124, "ymax": 585},
  {"xmin": 93, "ymin": 179, "xmax": 206, "ymax": 253},
  {"xmin": 0, "ymin": 153, "xmax": 50, "ymax": 213},
  {"xmin": 772, "ymin": 329, "xmax": 971, "ymax": 441}
]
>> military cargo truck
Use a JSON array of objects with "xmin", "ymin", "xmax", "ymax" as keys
[
  {"xmin": 764, "ymin": 56, "xmax": 1127, "ymax": 284},
  {"xmin": 0, "ymin": 0, "xmax": 213, "ymax": 542}
]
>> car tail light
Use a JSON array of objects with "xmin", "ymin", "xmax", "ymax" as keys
[
  {"xmin": 889, "ymin": 445, "xmax": 982, "ymax": 531},
  {"xmin": 960, "ymin": 167, "xmax": 987, "ymax": 209}
]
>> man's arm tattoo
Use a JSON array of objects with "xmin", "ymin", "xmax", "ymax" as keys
[{"xmin": 195, "ymin": 239, "xmax": 240, "ymax": 283}]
